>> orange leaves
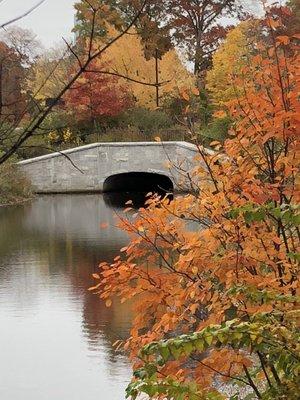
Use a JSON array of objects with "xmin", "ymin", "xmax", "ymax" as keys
[
  {"xmin": 276, "ymin": 35, "xmax": 290, "ymax": 45},
  {"xmin": 213, "ymin": 110, "xmax": 226, "ymax": 119},
  {"xmin": 268, "ymin": 18, "xmax": 282, "ymax": 30},
  {"xmin": 180, "ymin": 87, "xmax": 200, "ymax": 104},
  {"xmin": 191, "ymin": 87, "xmax": 200, "ymax": 96},
  {"xmin": 181, "ymin": 90, "xmax": 190, "ymax": 102},
  {"xmin": 89, "ymin": 31, "xmax": 299, "ymax": 391}
]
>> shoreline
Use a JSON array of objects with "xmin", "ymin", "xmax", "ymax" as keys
[{"xmin": 0, "ymin": 196, "xmax": 34, "ymax": 208}]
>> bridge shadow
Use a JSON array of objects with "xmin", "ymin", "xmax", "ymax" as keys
[{"xmin": 103, "ymin": 172, "xmax": 173, "ymax": 209}]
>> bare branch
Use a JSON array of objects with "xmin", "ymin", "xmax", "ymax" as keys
[
  {"xmin": 21, "ymin": 145, "xmax": 84, "ymax": 174},
  {"xmin": 85, "ymin": 69, "xmax": 169, "ymax": 88},
  {"xmin": 0, "ymin": 0, "xmax": 47, "ymax": 29},
  {"xmin": 0, "ymin": 0, "xmax": 149, "ymax": 165}
]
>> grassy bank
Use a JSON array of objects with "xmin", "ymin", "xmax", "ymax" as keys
[{"xmin": 0, "ymin": 162, "xmax": 33, "ymax": 206}]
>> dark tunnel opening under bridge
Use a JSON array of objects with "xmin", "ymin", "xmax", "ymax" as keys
[{"xmin": 103, "ymin": 172, "xmax": 174, "ymax": 208}]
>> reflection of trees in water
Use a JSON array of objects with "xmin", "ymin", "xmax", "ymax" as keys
[
  {"xmin": 0, "ymin": 195, "xmax": 133, "ymax": 366},
  {"xmin": 0, "ymin": 205, "xmax": 28, "ymax": 260},
  {"xmin": 82, "ymin": 286, "xmax": 133, "ymax": 363},
  {"xmin": 62, "ymin": 247, "xmax": 134, "ymax": 360}
]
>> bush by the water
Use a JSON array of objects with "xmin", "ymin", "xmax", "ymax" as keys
[{"xmin": 0, "ymin": 162, "xmax": 32, "ymax": 206}]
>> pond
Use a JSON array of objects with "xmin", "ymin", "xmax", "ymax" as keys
[{"xmin": 0, "ymin": 194, "xmax": 136, "ymax": 400}]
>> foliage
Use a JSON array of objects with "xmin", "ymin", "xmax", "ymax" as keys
[
  {"xmin": 121, "ymin": 107, "xmax": 173, "ymax": 135},
  {"xmin": 104, "ymin": 30, "xmax": 194, "ymax": 108},
  {"xmin": 76, "ymin": 21, "xmax": 195, "ymax": 108},
  {"xmin": 0, "ymin": 161, "xmax": 32, "ymax": 205},
  {"xmin": 199, "ymin": 115, "xmax": 232, "ymax": 146},
  {"xmin": 92, "ymin": 17, "xmax": 300, "ymax": 400},
  {"xmin": 74, "ymin": 0, "xmax": 125, "ymax": 40},
  {"xmin": 164, "ymin": 88, "xmax": 231, "ymax": 145},
  {"xmin": 63, "ymin": 60, "xmax": 133, "ymax": 124},
  {"xmin": 0, "ymin": 26, "xmax": 42, "ymax": 67},
  {"xmin": 206, "ymin": 20, "xmax": 259, "ymax": 105},
  {"xmin": 28, "ymin": 46, "xmax": 73, "ymax": 101},
  {"xmin": 0, "ymin": 1, "xmax": 150, "ymax": 165},
  {"xmin": 120, "ymin": 0, "xmax": 244, "ymax": 76},
  {"xmin": 0, "ymin": 41, "xmax": 26, "ymax": 124}
]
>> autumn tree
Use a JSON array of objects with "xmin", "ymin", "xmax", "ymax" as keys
[
  {"xmin": 92, "ymin": 14, "xmax": 300, "ymax": 400},
  {"xmin": 63, "ymin": 60, "xmax": 133, "ymax": 129},
  {"xmin": 0, "ymin": 41, "xmax": 26, "ymax": 125},
  {"xmin": 74, "ymin": 0, "xmax": 174, "ymax": 107},
  {"xmin": 0, "ymin": 0, "xmax": 150, "ymax": 165},
  {"xmin": 28, "ymin": 45, "xmax": 77, "ymax": 102},
  {"xmin": 206, "ymin": 20, "xmax": 258, "ymax": 105},
  {"xmin": 74, "ymin": 0, "xmax": 242, "ymax": 101},
  {"xmin": 0, "ymin": 26, "xmax": 42, "ymax": 66},
  {"xmin": 123, "ymin": 0, "xmax": 245, "ymax": 78},
  {"xmin": 97, "ymin": 26, "xmax": 194, "ymax": 109}
]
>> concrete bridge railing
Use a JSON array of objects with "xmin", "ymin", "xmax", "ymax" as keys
[{"xmin": 18, "ymin": 141, "xmax": 199, "ymax": 193}]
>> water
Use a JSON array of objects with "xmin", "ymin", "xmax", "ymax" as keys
[{"xmin": 0, "ymin": 194, "xmax": 135, "ymax": 400}]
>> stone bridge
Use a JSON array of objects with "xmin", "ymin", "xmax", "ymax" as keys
[{"xmin": 18, "ymin": 141, "xmax": 198, "ymax": 193}]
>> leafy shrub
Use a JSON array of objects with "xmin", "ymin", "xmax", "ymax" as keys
[
  {"xmin": 0, "ymin": 161, "xmax": 32, "ymax": 205},
  {"xmin": 199, "ymin": 115, "xmax": 233, "ymax": 146},
  {"xmin": 120, "ymin": 107, "xmax": 173, "ymax": 135}
]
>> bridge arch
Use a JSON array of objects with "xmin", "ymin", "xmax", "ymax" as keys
[{"xmin": 103, "ymin": 172, "xmax": 173, "ymax": 194}]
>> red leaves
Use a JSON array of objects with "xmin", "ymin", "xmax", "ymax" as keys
[{"xmin": 64, "ymin": 60, "xmax": 132, "ymax": 121}]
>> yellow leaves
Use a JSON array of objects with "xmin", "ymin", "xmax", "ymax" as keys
[
  {"xmin": 154, "ymin": 136, "xmax": 161, "ymax": 142},
  {"xmin": 191, "ymin": 266, "xmax": 198, "ymax": 275},
  {"xmin": 99, "ymin": 26, "xmax": 194, "ymax": 108},
  {"xmin": 190, "ymin": 290, "xmax": 196, "ymax": 299},
  {"xmin": 92, "ymin": 273, "xmax": 100, "ymax": 279},
  {"xmin": 206, "ymin": 20, "xmax": 258, "ymax": 104}
]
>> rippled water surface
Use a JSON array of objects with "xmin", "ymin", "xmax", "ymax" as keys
[{"xmin": 0, "ymin": 195, "xmax": 134, "ymax": 400}]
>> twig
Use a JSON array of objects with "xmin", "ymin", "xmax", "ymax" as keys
[{"xmin": 0, "ymin": 0, "xmax": 47, "ymax": 29}]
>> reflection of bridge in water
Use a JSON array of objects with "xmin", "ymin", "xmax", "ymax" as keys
[{"xmin": 18, "ymin": 141, "xmax": 198, "ymax": 194}]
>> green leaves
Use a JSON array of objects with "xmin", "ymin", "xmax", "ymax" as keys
[
  {"xmin": 130, "ymin": 309, "xmax": 300, "ymax": 400},
  {"xmin": 126, "ymin": 375, "xmax": 223, "ymax": 400},
  {"xmin": 140, "ymin": 319, "xmax": 266, "ymax": 365},
  {"xmin": 228, "ymin": 202, "xmax": 300, "ymax": 226}
]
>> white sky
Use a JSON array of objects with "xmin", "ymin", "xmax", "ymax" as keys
[{"xmin": 0, "ymin": 0, "xmax": 76, "ymax": 48}]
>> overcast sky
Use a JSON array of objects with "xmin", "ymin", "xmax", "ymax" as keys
[{"xmin": 0, "ymin": 0, "xmax": 76, "ymax": 48}]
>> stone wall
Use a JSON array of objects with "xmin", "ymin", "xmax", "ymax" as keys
[{"xmin": 18, "ymin": 141, "xmax": 198, "ymax": 193}]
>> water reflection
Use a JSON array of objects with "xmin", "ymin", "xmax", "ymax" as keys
[{"xmin": 0, "ymin": 194, "xmax": 135, "ymax": 400}]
